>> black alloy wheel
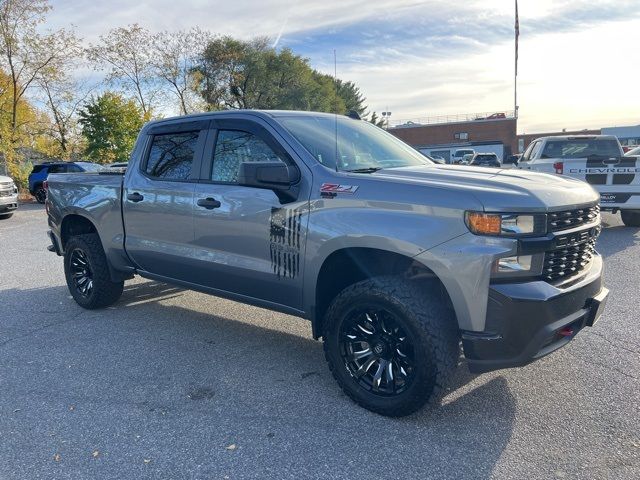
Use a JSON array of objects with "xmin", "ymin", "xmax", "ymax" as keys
[
  {"xmin": 340, "ymin": 308, "xmax": 415, "ymax": 396},
  {"xmin": 69, "ymin": 248, "xmax": 94, "ymax": 297},
  {"xmin": 63, "ymin": 233, "xmax": 124, "ymax": 309},
  {"xmin": 323, "ymin": 276, "xmax": 459, "ymax": 417},
  {"xmin": 35, "ymin": 187, "xmax": 47, "ymax": 204}
]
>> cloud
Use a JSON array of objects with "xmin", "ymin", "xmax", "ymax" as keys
[{"xmin": 46, "ymin": 0, "xmax": 640, "ymax": 131}]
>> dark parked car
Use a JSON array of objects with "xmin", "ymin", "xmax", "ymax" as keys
[
  {"xmin": 29, "ymin": 162, "xmax": 103, "ymax": 203},
  {"xmin": 469, "ymin": 153, "xmax": 501, "ymax": 168}
]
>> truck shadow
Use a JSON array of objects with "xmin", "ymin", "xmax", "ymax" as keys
[{"xmin": 0, "ymin": 279, "xmax": 515, "ymax": 479}]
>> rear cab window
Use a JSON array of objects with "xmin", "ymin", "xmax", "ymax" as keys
[
  {"xmin": 145, "ymin": 132, "xmax": 200, "ymax": 180},
  {"xmin": 541, "ymin": 139, "xmax": 622, "ymax": 159}
]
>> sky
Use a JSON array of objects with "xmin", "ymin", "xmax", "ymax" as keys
[{"xmin": 47, "ymin": 0, "xmax": 640, "ymax": 133}]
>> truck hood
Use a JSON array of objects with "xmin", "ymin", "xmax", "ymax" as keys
[{"xmin": 373, "ymin": 165, "xmax": 599, "ymax": 212}]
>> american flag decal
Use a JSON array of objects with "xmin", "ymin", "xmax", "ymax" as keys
[{"xmin": 269, "ymin": 206, "xmax": 305, "ymax": 279}]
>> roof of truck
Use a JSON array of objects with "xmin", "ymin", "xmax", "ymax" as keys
[
  {"xmin": 143, "ymin": 110, "xmax": 352, "ymax": 130},
  {"xmin": 534, "ymin": 135, "xmax": 619, "ymax": 142}
]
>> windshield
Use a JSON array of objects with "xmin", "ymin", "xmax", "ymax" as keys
[
  {"xmin": 279, "ymin": 115, "xmax": 431, "ymax": 172},
  {"xmin": 541, "ymin": 139, "xmax": 621, "ymax": 159}
]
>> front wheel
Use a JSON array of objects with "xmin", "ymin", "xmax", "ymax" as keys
[
  {"xmin": 621, "ymin": 210, "xmax": 640, "ymax": 227},
  {"xmin": 323, "ymin": 276, "xmax": 459, "ymax": 417},
  {"xmin": 64, "ymin": 233, "xmax": 124, "ymax": 309}
]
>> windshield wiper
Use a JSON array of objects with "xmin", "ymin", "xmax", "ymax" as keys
[{"xmin": 345, "ymin": 167, "xmax": 383, "ymax": 173}]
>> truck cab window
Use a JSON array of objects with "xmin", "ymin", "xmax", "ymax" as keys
[
  {"xmin": 211, "ymin": 130, "xmax": 286, "ymax": 183},
  {"xmin": 146, "ymin": 132, "xmax": 199, "ymax": 180}
]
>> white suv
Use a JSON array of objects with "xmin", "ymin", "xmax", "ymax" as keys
[
  {"xmin": 517, "ymin": 135, "xmax": 640, "ymax": 226},
  {"xmin": 0, "ymin": 175, "xmax": 18, "ymax": 219}
]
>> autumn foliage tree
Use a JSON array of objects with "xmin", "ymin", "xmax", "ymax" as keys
[
  {"xmin": 78, "ymin": 92, "xmax": 146, "ymax": 164},
  {"xmin": 0, "ymin": 0, "xmax": 80, "ymax": 182}
]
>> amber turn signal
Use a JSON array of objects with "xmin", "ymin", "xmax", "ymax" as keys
[{"xmin": 466, "ymin": 212, "xmax": 502, "ymax": 235}]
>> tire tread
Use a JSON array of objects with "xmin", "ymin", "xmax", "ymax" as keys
[
  {"xmin": 322, "ymin": 275, "xmax": 459, "ymax": 416},
  {"xmin": 64, "ymin": 233, "xmax": 124, "ymax": 309}
]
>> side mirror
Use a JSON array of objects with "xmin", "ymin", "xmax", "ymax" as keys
[{"xmin": 238, "ymin": 162, "xmax": 300, "ymax": 202}]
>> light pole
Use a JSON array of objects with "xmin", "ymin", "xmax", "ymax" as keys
[{"xmin": 382, "ymin": 111, "xmax": 392, "ymax": 129}]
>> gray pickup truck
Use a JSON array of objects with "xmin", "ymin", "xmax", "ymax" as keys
[{"xmin": 46, "ymin": 110, "xmax": 609, "ymax": 416}]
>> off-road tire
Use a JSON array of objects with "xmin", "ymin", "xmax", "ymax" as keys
[
  {"xmin": 34, "ymin": 186, "xmax": 46, "ymax": 204},
  {"xmin": 64, "ymin": 233, "xmax": 124, "ymax": 309},
  {"xmin": 323, "ymin": 275, "xmax": 459, "ymax": 417},
  {"xmin": 621, "ymin": 210, "xmax": 640, "ymax": 227}
]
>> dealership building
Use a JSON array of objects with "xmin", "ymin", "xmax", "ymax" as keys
[{"xmin": 388, "ymin": 111, "xmax": 639, "ymax": 162}]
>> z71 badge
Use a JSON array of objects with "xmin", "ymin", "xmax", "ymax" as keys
[{"xmin": 320, "ymin": 183, "xmax": 359, "ymax": 197}]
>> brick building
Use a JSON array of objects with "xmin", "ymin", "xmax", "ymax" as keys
[
  {"xmin": 388, "ymin": 111, "xmax": 637, "ymax": 161},
  {"xmin": 388, "ymin": 112, "xmax": 517, "ymax": 162}
]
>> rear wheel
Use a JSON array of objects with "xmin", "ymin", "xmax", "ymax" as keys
[
  {"xmin": 34, "ymin": 186, "xmax": 46, "ymax": 204},
  {"xmin": 64, "ymin": 233, "xmax": 124, "ymax": 309},
  {"xmin": 323, "ymin": 276, "xmax": 459, "ymax": 417},
  {"xmin": 621, "ymin": 210, "xmax": 640, "ymax": 227}
]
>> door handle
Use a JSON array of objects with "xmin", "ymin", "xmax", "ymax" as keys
[
  {"xmin": 127, "ymin": 192, "xmax": 144, "ymax": 202},
  {"xmin": 197, "ymin": 197, "xmax": 221, "ymax": 210}
]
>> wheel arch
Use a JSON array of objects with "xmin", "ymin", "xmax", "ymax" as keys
[
  {"xmin": 59, "ymin": 212, "xmax": 132, "ymax": 282},
  {"xmin": 60, "ymin": 213, "xmax": 98, "ymax": 250},
  {"xmin": 310, "ymin": 246, "xmax": 457, "ymax": 339}
]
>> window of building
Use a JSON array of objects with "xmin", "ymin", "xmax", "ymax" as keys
[
  {"xmin": 454, "ymin": 132, "xmax": 469, "ymax": 140},
  {"xmin": 211, "ymin": 130, "xmax": 286, "ymax": 183},
  {"xmin": 145, "ymin": 132, "xmax": 199, "ymax": 180}
]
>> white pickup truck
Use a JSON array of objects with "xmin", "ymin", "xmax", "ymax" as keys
[{"xmin": 517, "ymin": 135, "xmax": 640, "ymax": 226}]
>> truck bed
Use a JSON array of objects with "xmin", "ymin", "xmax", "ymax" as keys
[{"xmin": 46, "ymin": 171, "xmax": 130, "ymax": 274}]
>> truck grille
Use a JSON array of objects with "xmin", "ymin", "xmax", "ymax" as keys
[
  {"xmin": 0, "ymin": 182, "xmax": 13, "ymax": 188},
  {"xmin": 542, "ymin": 237, "xmax": 597, "ymax": 282},
  {"xmin": 547, "ymin": 205, "xmax": 600, "ymax": 232},
  {"xmin": 0, "ymin": 190, "xmax": 13, "ymax": 197}
]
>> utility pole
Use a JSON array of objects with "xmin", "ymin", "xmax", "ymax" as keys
[{"xmin": 514, "ymin": 0, "xmax": 519, "ymax": 119}]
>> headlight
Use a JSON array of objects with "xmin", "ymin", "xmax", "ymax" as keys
[{"xmin": 465, "ymin": 212, "xmax": 546, "ymax": 236}]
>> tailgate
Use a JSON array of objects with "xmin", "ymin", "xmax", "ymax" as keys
[{"xmin": 565, "ymin": 156, "xmax": 640, "ymax": 206}]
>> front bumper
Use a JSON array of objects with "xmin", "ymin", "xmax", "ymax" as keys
[
  {"xmin": 462, "ymin": 255, "xmax": 608, "ymax": 373},
  {"xmin": 0, "ymin": 193, "xmax": 18, "ymax": 212}
]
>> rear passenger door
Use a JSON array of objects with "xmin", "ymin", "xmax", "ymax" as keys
[
  {"xmin": 123, "ymin": 120, "xmax": 209, "ymax": 281},
  {"xmin": 191, "ymin": 117, "xmax": 310, "ymax": 311}
]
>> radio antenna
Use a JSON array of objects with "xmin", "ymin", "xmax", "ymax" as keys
[{"xmin": 334, "ymin": 49, "xmax": 339, "ymax": 173}]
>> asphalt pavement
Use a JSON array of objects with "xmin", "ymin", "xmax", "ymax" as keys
[{"xmin": 0, "ymin": 204, "xmax": 638, "ymax": 479}]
